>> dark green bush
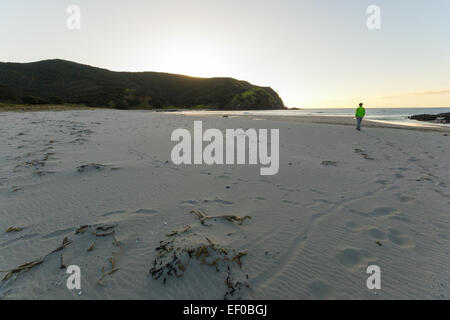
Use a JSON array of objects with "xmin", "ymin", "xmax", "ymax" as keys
[
  {"xmin": 0, "ymin": 59, "xmax": 285, "ymax": 110},
  {"xmin": 22, "ymin": 96, "xmax": 50, "ymax": 105},
  {"xmin": 0, "ymin": 85, "xmax": 16, "ymax": 101},
  {"xmin": 49, "ymin": 96, "xmax": 64, "ymax": 104}
]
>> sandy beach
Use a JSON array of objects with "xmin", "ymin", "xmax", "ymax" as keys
[{"xmin": 0, "ymin": 109, "xmax": 449, "ymax": 300}]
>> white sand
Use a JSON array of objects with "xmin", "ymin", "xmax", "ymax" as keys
[{"xmin": 0, "ymin": 109, "xmax": 449, "ymax": 300}]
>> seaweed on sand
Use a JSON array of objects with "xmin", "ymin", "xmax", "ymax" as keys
[
  {"xmin": 98, "ymin": 251, "xmax": 121, "ymax": 285},
  {"xmin": 60, "ymin": 254, "xmax": 66, "ymax": 269},
  {"xmin": 224, "ymin": 274, "xmax": 249, "ymax": 300},
  {"xmin": 0, "ymin": 236, "xmax": 73, "ymax": 281},
  {"xmin": 75, "ymin": 225, "xmax": 89, "ymax": 234},
  {"xmin": 87, "ymin": 241, "xmax": 96, "ymax": 252},
  {"xmin": 49, "ymin": 237, "xmax": 73, "ymax": 255},
  {"xmin": 149, "ymin": 213, "xmax": 251, "ymax": 299},
  {"xmin": 189, "ymin": 210, "xmax": 251, "ymax": 226},
  {"xmin": 98, "ymin": 268, "xmax": 120, "ymax": 285},
  {"xmin": 1, "ymin": 258, "xmax": 45, "ymax": 281},
  {"xmin": 76, "ymin": 163, "xmax": 107, "ymax": 173},
  {"xmin": 5, "ymin": 227, "xmax": 24, "ymax": 233},
  {"xmin": 231, "ymin": 252, "xmax": 247, "ymax": 268},
  {"xmin": 1, "ymin": 223, "xmax": 121, "ymax": 284},
  {"xmin": 166, "ymin": 225, "xmax": 191, "ymax": 237}
]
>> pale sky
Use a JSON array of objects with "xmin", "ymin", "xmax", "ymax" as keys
[{"xmin": 1, "ymin": 0, "xmax": 449, "ymax": 108}]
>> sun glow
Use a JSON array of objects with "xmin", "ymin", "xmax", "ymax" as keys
[{"xmin": 156, "ymin": 37, "xmax": 228, "ymax": 78}]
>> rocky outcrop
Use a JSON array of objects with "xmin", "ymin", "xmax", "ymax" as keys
[{"xmin": 409, "ymin": 113, "xmax": 450, "ymax": 123}]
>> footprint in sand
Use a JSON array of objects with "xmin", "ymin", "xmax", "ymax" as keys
[
  {"xmin": 77, "ymin": 163, "xmax": 107, "ymax": 173},
  {"xmin": 178, "ymin": 200, "xmax": 199, "ymax": 207},
  {"xmin": 216, "ymin": 172, "xmax": 232, "ymax": 180},
  {"xmin": 367, "ymin": 228, "xmax": 388, "ymax": 240},
  {"xmin": 375, "ymin": 179, "xmax": 390, "ymax": 185},
  {"xmin": 354, "ymin": 149, "xmax": 374, "ymax": 161},
  {"xmin": 387, "ymin": 228, "xmax": 415, "ymax": 248},
  {"xmin": 281, "ymin": 199, "xmax": 301, "ymax": 206},
  {"xmin": 336, "ymin": 247, "xmax": 372, "ymax": 269},
  {"xmin": 369, "ymin": 206, "xmax": 399, "ymax": 217},
  {"xmin": 253, "ymin": 196, "xmax": 266, "ymax": 201},
  {"xmin": 308, "ymin": 279, "xmax": 334, "ymax": 299},
  {"xmin": 278, "ymin": 186, "xmax": 295, "ymax": 192},
  {"xmin": 344, "ymin": 221, "xmax": 361, "ymax": 231},
  {"xmin": 366, "ymin": 227, "xmax": 415, "ymax": 248},
  {"xmin": 135, "ymin": 209, "xmax": 159, "ymax": 215},
  {"xmin": 213, "ymin": 199, "xmax": 234, "ymax": 206},
  {"xmin": 42, "ymin": 227, "xmax": 74, "ymax": 239},
  {"xmin": 396, "ymin": 194, "xmax": 415, "ymax": 203},
  {"xmin": 438, "ymin": 233, "xmax": 450, "ymax": 241},
  {"xmin": 388, "ymin": 211, "xmax": 413, "ymax": 224},
  {"xmin": 102, "ymin": 210, "xmax": 127, "ymax": 217},
  {"xmin": 321, "ymin": 161, "xmax": 339, "ymax": 167}
]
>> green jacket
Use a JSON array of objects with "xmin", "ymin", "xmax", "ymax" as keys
[{"xmin": 355, "ymin": 106, "xmax": 366, "ymax": 118}]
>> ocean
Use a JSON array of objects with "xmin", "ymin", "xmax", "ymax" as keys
[{"xmin": 238, "ymin": 107, "xmax": 450, "ymax": 127}]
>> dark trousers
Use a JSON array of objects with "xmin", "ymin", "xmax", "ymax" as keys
[{"xmin": 356, "ymin": 117, "xmax": 363, "ymax": 130}]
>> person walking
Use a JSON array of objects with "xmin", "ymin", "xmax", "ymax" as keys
[{"xmin": 355, "ymin": 103, "xmax": 366, "ymax": 131}]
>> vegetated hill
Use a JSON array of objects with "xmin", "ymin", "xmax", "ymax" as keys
[{"xmin": 0, "ymin": 59, "xmax": 285, "ymax": 110}]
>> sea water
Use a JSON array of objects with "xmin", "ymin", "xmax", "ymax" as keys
[{"xmin": 181, "ymin": 107, "xmax": 450, "ymax": 127}]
